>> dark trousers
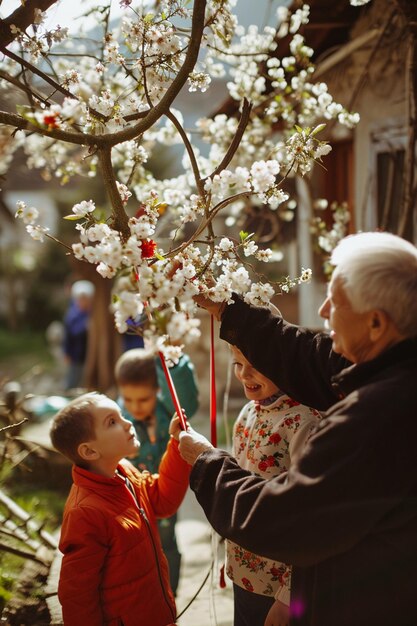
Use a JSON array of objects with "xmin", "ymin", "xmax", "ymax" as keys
[
  {"xmin": 158, "ymin": 513, "xmax": 181, "ymax": 595},
  {"xmin": 233, "ymin": 582, "xmax": 275, "ymax": 626}
]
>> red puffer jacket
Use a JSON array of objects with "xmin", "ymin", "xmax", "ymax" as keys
[{"xmin": 58, "ymin": 438, "xmax": 190, "ymax": 626}]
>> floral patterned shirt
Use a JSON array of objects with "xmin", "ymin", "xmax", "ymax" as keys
[{"xmin": 226, "ymin": 394, "xmax": 321, "ymax": 604}]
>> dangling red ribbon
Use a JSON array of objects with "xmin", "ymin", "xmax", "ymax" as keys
[
  {"xmin": 158, "ymin": 351, "xmax": 187, "ymax": 431},
  {"xmin": 210, "ymin": 314, "xmax": 217, "ymax": 447}
]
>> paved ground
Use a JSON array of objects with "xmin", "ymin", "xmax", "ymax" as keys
[
  {"xmin": 24, "ymin": 412, "xmax": 235, "ymax": 625},
  {"xmin": 175, "ymin": 491, "xmax": 234, "ymax": 625}
]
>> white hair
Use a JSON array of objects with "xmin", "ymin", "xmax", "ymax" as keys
[
  {"xmin": 71, "ymin": 280, "xmax": 95, "ymax": 299},
  {"xmin": 331, "ymin": 232, "xmax": 417, "ymax": 338}
]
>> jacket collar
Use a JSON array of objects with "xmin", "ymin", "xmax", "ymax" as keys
[
  {"xmin": 331, "ymin": 337, "xmax": 417, "ymax": 397},
  {"xmin": 72, "ymin": 462, "xmax": 129, "ymax": 488}
]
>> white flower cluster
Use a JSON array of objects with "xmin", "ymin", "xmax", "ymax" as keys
[
  {"xmin": 7, "ymin": 0, "xmax": 365, "ymax": 350},
  {"xmin": 286, "ymin": 126, "xmax": 332, "ymax": 176},
  {"xmin": 280, "ymin": 267, "xmax": 312, "ymax": 293},
  {"xmin": 188, "ymin": 71, "xmax": 212, "ymax": 93},
  {"xmin": 312, "ymin": 200, "xmax": 351, "ymax": 255},
  {"xmin": 14, "ymin": 201, "xmax": 50, "ymax": 241}
]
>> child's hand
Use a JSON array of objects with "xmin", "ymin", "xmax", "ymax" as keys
[
  {"xmin": 169, "ymin": 412, "xmax": 189, "ymax": 441},
  {"xmin": 178, "ymin": 426, "xmax": 214, "ymax": 465},
  {"xmin": 264, "ymin": 599, "xmax": 289, "ymax": 626}
]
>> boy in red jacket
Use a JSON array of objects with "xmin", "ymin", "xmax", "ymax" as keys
[{"xmin": 50, "ymin": 392, "xmax": 189, "ymax": 626}]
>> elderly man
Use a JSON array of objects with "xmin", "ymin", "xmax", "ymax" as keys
[{"xmin": 178, "ymin": 232, "xmax": 417, "ymax": 626}]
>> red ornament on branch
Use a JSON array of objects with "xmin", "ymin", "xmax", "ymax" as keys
[{"xmin": 141, "ymin": 239, "xmax": 157, "ymax": 258}]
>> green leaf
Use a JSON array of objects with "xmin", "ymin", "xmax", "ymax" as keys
[
  {"xmin": 311, "ymin": 123, "xmax": 326, "ymax": 136},
  {"xmin": 144, "ymin": 12, "xmax": 154, "ymax": 23},
  {"xmin": 16, "ymin": 104, "xmax": 38, "ymax": 125},
  {"xmin": 63, "ymin": 214, "xmax": 83, "ymax": 220},
  {"xmin": 239, "ymin": 230, "xmax": 249, "ymax": 241},
  {"xmin": 155, "ymin": 251, "xmax": 165, "ymax": 261}
]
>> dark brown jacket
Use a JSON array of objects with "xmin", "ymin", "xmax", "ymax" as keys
[{"xmin": 190, "ymin": 296, "xmax": 417, "ymax": 626}]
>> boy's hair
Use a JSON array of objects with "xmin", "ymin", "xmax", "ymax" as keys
[
  {"xmin": 50, "ymin": 392, "xmax": 104, "ymax": 466},
  {"xmin": 115, "ymin": 348, "xmax": 158, "ymax": 388}
]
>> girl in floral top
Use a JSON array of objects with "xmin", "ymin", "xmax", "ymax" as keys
[{"xmin": 227, "ymin": 345, "xmax": 321, "ymax": 626}]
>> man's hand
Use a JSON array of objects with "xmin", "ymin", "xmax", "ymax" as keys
[
  {"xmin": 169, "ymin": 260, "xmax": 227, "ymax": 320},
  {"xmin": 194, "ymin": 293, "xmax": 226, "ymax": 321},
  {"xmin": 264, "ymin": 599, "xmax": 289, "ymax": 626},
  {"xmin": 178, "ymin": 426, "xmax": 214, "ymax": 465}
]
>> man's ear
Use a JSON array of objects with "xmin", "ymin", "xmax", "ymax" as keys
[
  {"xmin": 78, "ymin": 442, "xmax": 100, "ymax": 462},
  {"xmin": 368, "ymin": 310, "xmax": 388, "ymax": 340}
]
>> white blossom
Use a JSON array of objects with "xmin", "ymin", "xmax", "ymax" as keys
[
  {"xmin": 72, "ymin": 200, "xmax": 96, "ymax": 217},
  {"xmin": 15, "ymin": 201, "xmax": 39, "ymax": 225},
  {"xmin": 97, "ymin": 262, "xmax": 117, "ymax": 279},
  {"xmin": 219, "ymin": 237, "xmax": 235, "ymax": 252},
  {"xmin": 244, "ymin": 282, "xmax": 275, "ymax": 307},
  {"xmin": 26, "ymin": 224, "xmax": 49, "ymax": 242}
]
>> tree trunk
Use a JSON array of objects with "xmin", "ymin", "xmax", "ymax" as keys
[
  {"xmin": 84, "ymin": 277, "xmax": 121, "ymax": 394},
  {"xmin": 68, "ymin": 259, "xmax": 121, "ymax": 394}
]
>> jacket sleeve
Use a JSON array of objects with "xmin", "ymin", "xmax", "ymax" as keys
[
  {"xmin": 189, "ymin": 396, "xmax": 417, "ymax": 568},
  {"xmin": 58, "ymin": 506, "xmax": 108, "ymax": 626},
  {"xmin": 156, "ymin": 354, "xmax": 199, "ymax": 419},
  {"xmin": 133, "ymin": 438, "xmax": 191, "ymax": 519},
  {"xmin": 220, "ymin": 295, "xmax": 348, "ymax": 411}
]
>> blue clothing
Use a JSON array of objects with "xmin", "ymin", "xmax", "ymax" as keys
[
  {"xmin": 122, "ymin": 333, "xmax": 144, "ymax": 352},
  {"xmin": 63, "ymin": 300, "xmax": 91, "ymax": 390},
  {"xmin": 118, "ymin": 353, "xmax": 199, "ymax": 594},
  {"xmin": 122, "ymin": 316, "xmax": 145, "ymax": 352},
  {"xmin": 63, "ymin": 301, "xmax": 90, "ymax": 364}
]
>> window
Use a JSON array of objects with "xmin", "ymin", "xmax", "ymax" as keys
[{"xmin": 366, "ymin": 122, "xmax": 413, "ymax": 241}]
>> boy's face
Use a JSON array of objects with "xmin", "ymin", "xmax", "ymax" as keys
[
  {"xmin": 88, "ymin": 396, "xmax": 140, "ymax": 462},
  {"xmin": 231, "ymin": 345, "xmax": 279, "ymax": 402},
  {"xmin": 119, "ymin": 383, "xmax": 158, "ymax": 422}
]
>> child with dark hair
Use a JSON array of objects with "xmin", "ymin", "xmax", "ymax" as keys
[
  {"xmin": 50, "ymin": 392, "xmax": 189, "ymax": 626},
  {"xmin": 115, "ymin": 347, "xmax": 199, "ymax": 595}
]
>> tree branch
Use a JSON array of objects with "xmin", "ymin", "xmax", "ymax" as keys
[
  {"xmin": 102, "ymin": 0, "xmax": 207, "ymax": 146},
  {"xmin": 0, "ymin": 69, "xmax": 49, "ymax": 105},
  {"xmin": 165, "ymin": 109, "xmax": 204, "ymax": 195},
  {"xmin": 0, "ymin": 0, "xmax": 58, "ymax": 49},
  {"xmin": 1, "ymin": 0, "xmax": 207, "ymax": 153},
  {"xmin": 97, "ymin": 146, "xmax": 130, "ymax": 238},
  {"xmin": 206, "ymin": 98, "xmax": 252, "ymax": 180}
]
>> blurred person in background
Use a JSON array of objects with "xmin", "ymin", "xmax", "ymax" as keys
[{"xmin": 63, "ymin": 280, "xmax": 95, "ymax": 391}]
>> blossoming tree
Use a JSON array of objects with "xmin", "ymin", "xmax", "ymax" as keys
[{"xmin": 0, "ymin": 0, "xmax": 363, "ymax": 385}]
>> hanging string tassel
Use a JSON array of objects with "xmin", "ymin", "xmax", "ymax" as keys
[{"xmin": 219, "ymin": 564, "xmax": 226, "ymax": 589}]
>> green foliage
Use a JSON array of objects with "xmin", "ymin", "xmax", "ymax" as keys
[
  {"xmin": 11, "ymin": 486, "xmax": 66, "ymax": 532},
  {"xmin": 0, "ymin": 484, "xmax": 66, "ymax": 616},
  {"xmin": 0, "ymin": 326, "xmax": 53, "ymax": 380},
  {"xmin": 23, "ymin": 241, "xmax": 69, "ymax": 330},
  {"xmin": 0, "ymin": 571, "xmax": 14, "ymax": 614}
]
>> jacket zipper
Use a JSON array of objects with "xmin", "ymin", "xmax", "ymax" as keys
[
  {"xmin": 138, "ymin": 504, "xmax": 176, "ymax": 623},
  {"xmin": 122, "ymin": 476, "xmax": 176, "ymax": 623}
]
